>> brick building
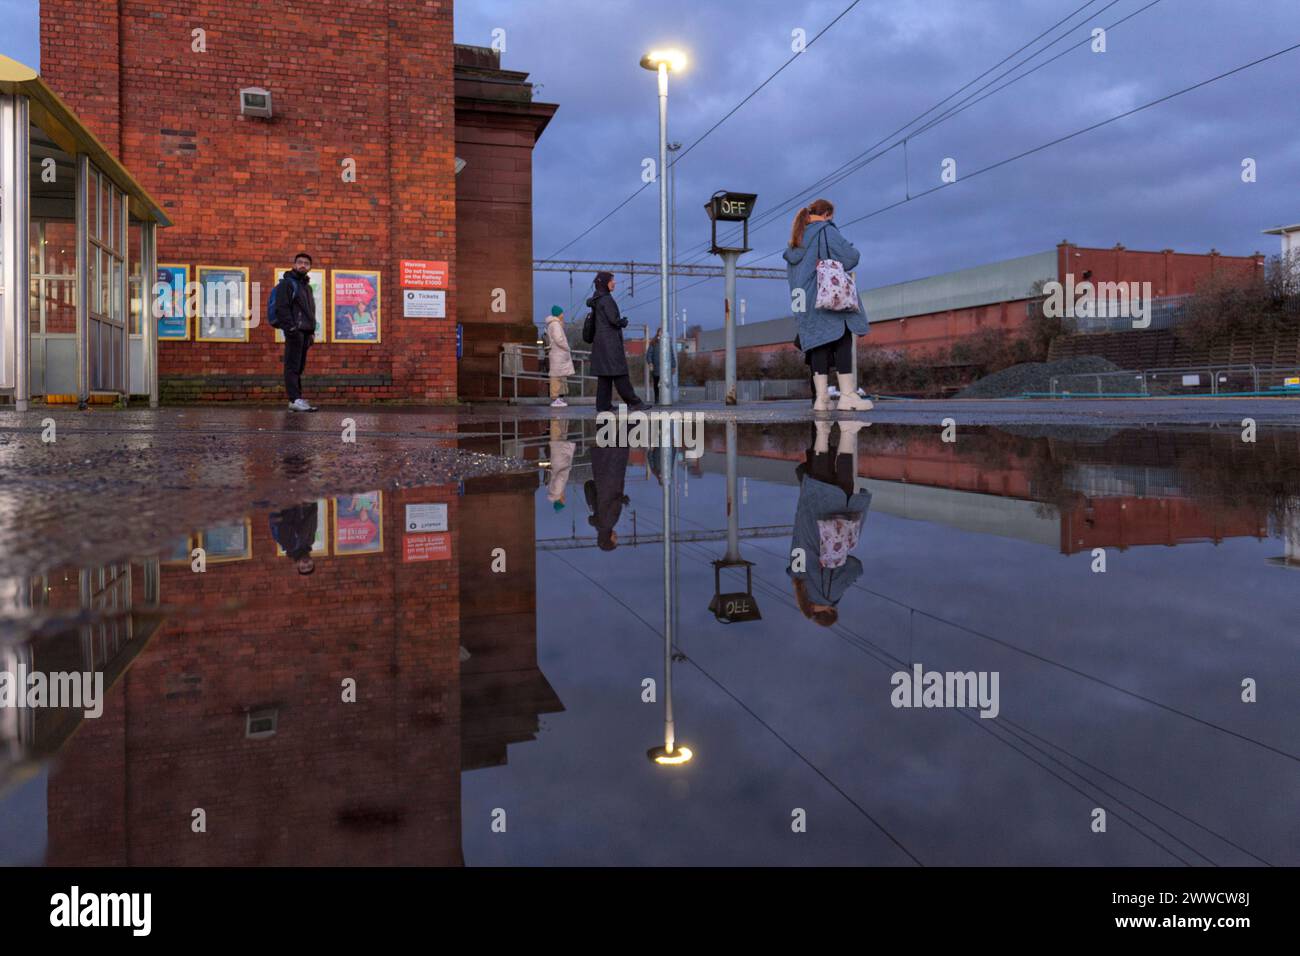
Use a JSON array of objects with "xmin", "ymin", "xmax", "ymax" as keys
[
  {"xmin": 695, "ymin": 241, "xmax": 1266, "ymax": 364},
  {"xmin": 38, "ymin": 2, "xmax": 556, "ymax": 403}
]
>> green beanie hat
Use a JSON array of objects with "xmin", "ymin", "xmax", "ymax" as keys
[{"xmin": 550, "ymin": 305, "xmax": 564, "ymax": 316}]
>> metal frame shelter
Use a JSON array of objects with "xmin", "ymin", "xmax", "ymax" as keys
[{"xmin": 0, "ymin": 54, "xmax": 171, "ymax": 410}]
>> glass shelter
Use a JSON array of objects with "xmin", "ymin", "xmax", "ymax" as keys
[{"xmin": 0, "ymin": 54, "xmax": 170, "ymax": 409}]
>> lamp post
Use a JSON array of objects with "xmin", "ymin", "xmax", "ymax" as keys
[
  {"xmin": 640, "ymin": 49, "xmax": 686, "ymax": 407},
  {"xmin": 704, "ymin": 191, "xmax": 758, "ymax": 405},
  {"xmin": 667, "ymin": 141, "xmax": 681, "ymax": 403}
]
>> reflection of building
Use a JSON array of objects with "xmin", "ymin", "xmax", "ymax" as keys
[
  {"xmin": 9, "ymin": 468, "xmax": 563, "ymax": 864},
  {"xmin": 703, "ymin": 425, "xmax": 1280, "ymax": 555},
  {"xmin": 459, "ymin": 473, "xmax": 563, "ymax": 768}
]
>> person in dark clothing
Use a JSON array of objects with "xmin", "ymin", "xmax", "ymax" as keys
[
  {"xmin": 587, "ymin": 272, "xmax": 650, "ymax": 413},
  {"xmin": 585, "ymin": 443, "xmax": 632, "ymax": 550},
  {"xmin": 647, "ymin": 328, "xmax": 676, "ymax": 404},
  {"xmin": 786, "ymin": 420, "xmax": 871, "ymax": 627},
  {"xmin": 273, "ymin": 252, "xmax": 319, "ymax": 412},
  {"xmin": 270, "ymin": 500, "xmax": 320, "ymax": 575}
]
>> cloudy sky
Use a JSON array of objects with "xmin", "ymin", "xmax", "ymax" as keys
[{"xmin": 6, "ymin": 0, "xmax": 1300, "ymax": 331}]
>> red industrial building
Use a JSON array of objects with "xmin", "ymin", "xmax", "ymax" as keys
[
  {"xmin": 37, "ymin": 1, "xmax": 555, "ymax": 403},
  {"xmin": 694, "ymin": 241, "xmax": 1265, "ymax": 364}
]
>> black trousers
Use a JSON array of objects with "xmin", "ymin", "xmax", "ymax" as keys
[
  {"xmin": 596, "ymin": 374, "xmax": 641, "ymax": 412},
  {"xmin": 651, "ymin": 374, "xmax": 661, "ymax": 399},
  {"xmin": 808, "ymin": 327, "xmax": 852, "ymax": 375},
  {"xmin": 806, "ymin": 446, "xmax": 856, "ymax": 499},
  {"xmin": 284, "ymin": 330, "xmax": 312, "ymax": 401}
]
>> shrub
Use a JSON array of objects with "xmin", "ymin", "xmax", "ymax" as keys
[{"xmin": 1178, "ymin": 251, "xmax": 1300, "ymax": 351}]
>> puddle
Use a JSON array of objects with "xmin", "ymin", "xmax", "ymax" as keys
[{"xmin": 1, "ymin": 421, "xmax": 1297, "ymax": 865}]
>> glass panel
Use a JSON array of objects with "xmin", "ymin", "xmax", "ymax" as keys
[
  {"xmin": 90, "ymin": 247, "xmax": 100, "ymax": 317},
  {"xmin": 89, "ymin": 171, "xmax": 100, "ymax": 242},
  {"xmin": 106, "ymin": 185, "xmax": 115, "ymax": 250},
  {"xmin": 113, "ymin": 259, "xmax": 124, "ymax": 322},
  {"xmin": 29, "ymin": 221, "xmax": 42, "ymax": 275},
  {"xmin": 45, "ymin": 279, "xmax": 76, "ymax": 334},
  {"xmin": 29, "ymin": 280, "xmax": 40, "ymax": 335},
  {"xmin": 43, "ymin": 222, "xmax": 77, "ymax": 276},
  {"xmin": 128, "ymin": 222, "xmax": 142, "ymax": 278},
  {"xmin": 129, "ymin": 276, "xmax": 142, "ymax": 335},
  {"xmin": 101, "ymin": 250, "xmax": 111, "ymax": 317}
]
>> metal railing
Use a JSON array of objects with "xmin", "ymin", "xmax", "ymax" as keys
[
  {"xmin": 1048, "ymin": 364, "xmax": 1300, "ymax": 397},
  {"xmin": 499, "ymin": 342, "xmax": 597, "ymax": 400}
]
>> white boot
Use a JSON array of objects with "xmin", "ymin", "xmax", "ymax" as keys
[
  {"xmin": 813, "ymin": 373, "xmax": 832, "ymax": 413},
  {"xmin": 836, "ymin": 373, "xmax": 873, "ymax": 411},
  {"xmin": 814, "ymin": 420, "xmax": 833, "ymax": 454}
]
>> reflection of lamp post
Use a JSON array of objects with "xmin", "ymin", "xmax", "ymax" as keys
[
  {"xmin": 640, "ymin": 48, "xmax": 686, "ymax": 408},
  {"xmin": 648, "ymin": 416, "xmax": 693, "ymax": 765},
  {"xmin": 707, "ymin": 421, "xmax": 762, "ymax": 623}
]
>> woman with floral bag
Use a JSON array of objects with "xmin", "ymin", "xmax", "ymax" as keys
[{"xmin": 784, "ymin": 198, "xmax": 872, "ymax": 412}]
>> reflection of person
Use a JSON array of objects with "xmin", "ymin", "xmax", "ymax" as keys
[
  {"xmin": 546, "ymin": 305, "xmax": 575, "ymax": 408},
  {"xmin": 273, "ymin": 252, "xmax": 318, "ymax": 412},
  {"xmin": 587, "ymin": 272, "xmax": 650, "ymax": 414},
  {"xmin": 786, "ymin": 420, "xmax": 871, "ymax": 626},
  {"xmin": 585, "ymin": 443, "xmax": 631, "ymax": 550},
  {"xmin": 547, "ymin": 418, "xmax": 576, "ymax": 510},
  {"xmin": 784, "ymin": 199, "xmax": 872, "ymax": 413},
  {"xmin": 270, "ymin": 501, "xmax": 320, "ymax": 575}
]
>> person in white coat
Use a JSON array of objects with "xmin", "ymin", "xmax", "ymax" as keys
[{"xmin": 545, "ymin": 305, "xmax": 576, "ymax": 407}]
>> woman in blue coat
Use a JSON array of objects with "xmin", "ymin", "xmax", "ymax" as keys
[{"xmin": 784, "ymin": 198, "xmax": 873, "ymax": 412}]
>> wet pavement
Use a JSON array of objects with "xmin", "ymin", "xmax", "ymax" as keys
[{"xmin": 1, "ymin": 406, "xmax": 1298, "ymax": 865}]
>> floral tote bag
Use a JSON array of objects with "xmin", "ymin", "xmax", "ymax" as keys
[{"xmin": 814, "ymin": 228, "xmax": 861, "ymax": 313}]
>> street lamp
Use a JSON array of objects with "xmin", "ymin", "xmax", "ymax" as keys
[{"xmin": 640, "ymin": 48, "xmax": 686, "ymax": 407}]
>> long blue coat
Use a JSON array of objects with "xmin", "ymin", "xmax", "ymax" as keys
[
  {"xmin": 783, "ymin": 220, "xmax": 869, "ymax": 352},
  {"xmin": 785, "ymin": 471, "xmax": 872, "ymax": 608}
]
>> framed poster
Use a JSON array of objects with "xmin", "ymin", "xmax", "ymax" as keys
[
  {"xmin": 273, "ymin": 269, "xmax": 327, "ymax": 343},
  {"xmin": 196, "ymin": 265, "xmax": 251, "ymax": 341},
  {"xmin": 197, "ymin": 519, "xmax": 253, "ymax": 563},
  {"xmin": 332, "ymin": 492, "xmax": 384, "ymax": 555},
  {"xmin": 161, "ymin": 534, "xmax": 193, "ymax": 565},
  {"xmin": 330, "ymin": 269, "xmax": 381, "ymax": 344},
  {"xmin": 155, "ymin": 264, "xmax": 189, "ymax": 340},
  {"xmin": 275, "ymin": 499, "xmax": 330, "ymax": 556}
]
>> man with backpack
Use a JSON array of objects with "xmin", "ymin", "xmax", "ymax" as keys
[{"xmin": 271, "ymin": 252, "xmax": 318, "ymax": 412}]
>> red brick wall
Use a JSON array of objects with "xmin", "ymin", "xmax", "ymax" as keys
[
  {"xmin": 46, "ymin": 487, "xmax": 464, "ymax": 865},
  {"xmin": 1058, "ymin": 243, "xmax": 1265, "ymax": 297},
  {"xmin": 40, "ymin": 0, "xmax": 458, "ymax": 404}
]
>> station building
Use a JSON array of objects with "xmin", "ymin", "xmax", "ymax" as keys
[{"xmin": 12, "ymin": 1, "xmax": 555, "ymax": 406}]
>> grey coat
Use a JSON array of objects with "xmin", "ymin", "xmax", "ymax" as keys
[
  {"xmin": 785, "ymin": 472, "xmax": 872, "ymax": 607},
  {"xmin": 587, "ymin": 290, "xmax": 629, "ymax": 377},
  {"xmin": 783, "ymin": 220, "xmax": 869, "ymax": 352}
]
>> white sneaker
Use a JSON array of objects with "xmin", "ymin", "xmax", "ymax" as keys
[
  {"xmin": 289, "ymin": 398, "xmax": 317, "ymax": 412},
  {"xmin": 550, "ymin": 398, "xmax": 568, "ymax": 408},
  {"xmin": 828, "ymin": 385, "xmax": 841, "ymax": 398}
]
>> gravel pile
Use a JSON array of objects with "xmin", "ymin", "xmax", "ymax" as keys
[{"xmin": 957, "ymin": 356, "xmax": 1122, "ymax": 399}]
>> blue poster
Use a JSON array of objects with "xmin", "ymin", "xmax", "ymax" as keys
[{"xmin": 156, "ymin": 265, "xmax": 189, "ymax": 340}]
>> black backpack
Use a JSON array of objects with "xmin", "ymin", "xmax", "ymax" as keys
[
  {"xmin": 582, "ymin": 309, "xmax": 596, "ymax": 344},
  {"xmin": 267, "ymin": 278, "xmax": 294, "ymax": 330}
]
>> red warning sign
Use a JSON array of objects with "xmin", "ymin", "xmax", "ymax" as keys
[
  {"xmin": 400, "ymin": 260, "xmax": 448, "ymax": 290},
  {"xmin": 403, "ymin": 532, "xmax": 451, "ymax": 562}
]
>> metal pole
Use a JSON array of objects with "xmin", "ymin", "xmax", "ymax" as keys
[
  {"xmin": 143, "ymin": 221, "xmax": 159, "ymax": 407},
  {"xmin": 660, "ymin": 417, "xmax": 674, "ymax": 753},
  {"xmin": 76, "ymin": 154, "xmax": 90, "ymax": 403},
  {"xmin": 643, "ymin": 324, "xmax": 651, "ymax": 399},
  {"xmin": 725, "ymin": 420, "xmax": 740, "ymax": 561},
  {"xmin": 3, "ymin": 95, "xmax": 31, "ymax": 409},
  {"xmin": 723, "ymin": 250, "xmax": 738, "ymax": 404},
  {"xmin": 656, "ymin": 64, "xmax": 673, "ymax": 408}
]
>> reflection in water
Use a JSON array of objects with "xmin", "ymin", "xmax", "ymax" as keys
[
  {"xmin": 787, "ymin": 421, "xmax": 872, "ymax": 627},
  {"xmin": 3, "ymin": 421, "xmax": 1299, "ymax": 865}
]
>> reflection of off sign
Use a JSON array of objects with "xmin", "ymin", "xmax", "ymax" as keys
[{"xmin": 405, "ymin": 502, "xmax": 448, "ymax": 533}]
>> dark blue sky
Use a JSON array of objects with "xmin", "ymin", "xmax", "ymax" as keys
[{"xmin": 7, "ymin": 0, "xmax": 1299, "ymax": 331}]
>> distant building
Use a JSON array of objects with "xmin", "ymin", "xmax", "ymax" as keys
[{"xmin": 695, "ymin": 241, "xmax": 1264, "ymax": 362}]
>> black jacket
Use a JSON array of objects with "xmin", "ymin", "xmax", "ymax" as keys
[
  {"xmin": 587, "ymin": 289, "xmax": 629, "ymax": 377},
  {"xmin": 273, "ymin": 270, "xmax": 317, "ymax": 334},
  {"xmin": 270, "ymin": 501, "xmax": 319, "ymax": 560}
]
